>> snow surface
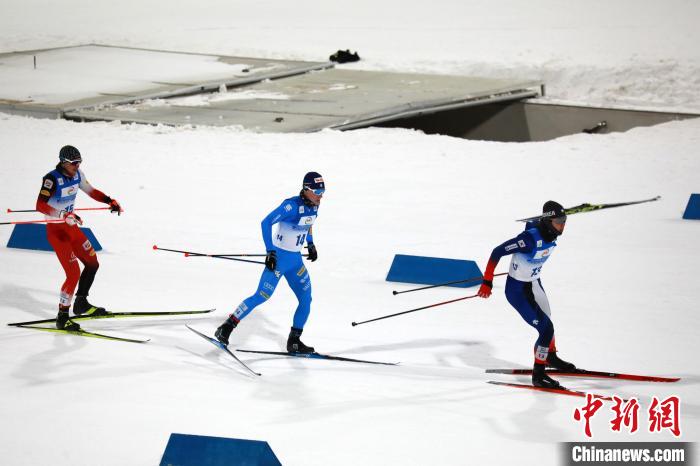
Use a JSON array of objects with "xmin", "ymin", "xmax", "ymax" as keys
[
  {"xmin": 0, "ymin": 45, "xmax": 275, "ymax": 105},
  {"xmin": 1, "ymin": 1, "xmax": 699, "ymax": 466},
  {"xmin": 121, "ymin": 89, "xmax": 293, "ymax": 112},
  {"xmin": 1, "ymin": 0, "xmax": 699, "ymax": 112}
]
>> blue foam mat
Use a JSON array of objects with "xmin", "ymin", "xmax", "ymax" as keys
[
  {"xmin": 160, "ymin": 433, "xmax": 282, "ymax": 466},
  {"xmin": 386, "ymin": 254, "xmax": 482, "ymax": 288},
  {"xmin": 6, "ymin": 223, "xmax": 102, "ymax": 251},
  {"xmin": 682, "ymin": 193, "xmax": 700, "ymax": 220}
]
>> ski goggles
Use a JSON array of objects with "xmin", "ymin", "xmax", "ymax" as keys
[
  {"xmin": 305, "ymin": 187, "xmax": 325, "ymax": 196},
  {"xmin": 550, "ymin": 215, "xmax": 567, "ymax": 225}
]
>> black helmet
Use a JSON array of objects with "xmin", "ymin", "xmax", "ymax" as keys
[
  {"xmin": 540, "ymin": 200, "xmax": 567, "ymax": 237},
  {"xmin": 59, "ymin": 145, "xmax": 82, "ymax": 164}
]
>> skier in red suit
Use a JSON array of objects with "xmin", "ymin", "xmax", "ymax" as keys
[{"xmin": 36, "ymin": 145, "xmax": 122, "ymax": 330}]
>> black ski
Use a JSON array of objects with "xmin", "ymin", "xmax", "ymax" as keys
[
  {"xmin": 517, "ymin": 195, "xmax": 661, "ymax": 222},
  {"xmin": 8, "ymin": 308, "xmax": 215, "ymax": 327},
  {"xmin": 237, "ymin": 349, "xmax": 399, "ymax": 366},
  {"xmin": 186, "ymin": 325, "xmax": 261, "ymax": 376},
  {"xmin": 486, "ymin": 368, "xmax": 679, "ymax": 383},
  {"xmin": 15, "ymin": 324, "xmax": 149, "ymax": 344},
  {"xmin": 488, "ymin": 381, "xmax": 616, "ymax": 401}
]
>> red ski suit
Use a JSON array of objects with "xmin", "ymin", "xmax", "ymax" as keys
[{"xmin": 36, "ymin": 166, "xmax": 111, "ymax": 307}]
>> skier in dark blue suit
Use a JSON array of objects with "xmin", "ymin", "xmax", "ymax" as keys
[
  {"xmin": 478, "ymin": 201, "xmax": 576, "ymax": 388},
  {"xmin": 215, "ymin": 172, "xmax": 325, "ymax": 353}
]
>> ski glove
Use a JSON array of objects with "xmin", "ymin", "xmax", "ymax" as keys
[
  {"xmin": 63, "ymin": 212, "xmax": 83, "ymax": 227},
  {"xmin": 477, "ymin": 280, "xmax": 493, "ymax": 298},
  {"xmin": 265, "ymin": 250, "xmax": 277, "ymax": 271},
  {"xmin": 307, "ymin": 243, "xmax": 318, "ymax": 262},
  {"xmin": 108, "ymin": 198, "xmax": 122, "ymax": 215}
]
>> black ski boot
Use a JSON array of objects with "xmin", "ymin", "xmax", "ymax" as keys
[
  {"xmin": 546, "ymin": 351, "xmax": 577, "ymax": 372},
  {"xmin": 214, "ymin": 317, "xmax": 238, "ymax": 346},
  {"xmin": 73, "ymin": 295, "xmax": 109, "ymax": 316},
  {"xmin": 287, "ymin": 327, "xmax": 315, "ymax": 354},
  {"xmin": 532, "ymin": 363, "xmax": 561, "ymax": 388},
  {"xmin": 56, "ymin": 308, "xmax": 80, "ymax": 331}
]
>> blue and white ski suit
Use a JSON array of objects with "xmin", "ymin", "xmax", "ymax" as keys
[
  {"xmin": 486, "ymin": 222, "xmax": 559, "ymax": 362},
  {"xmin": 231, "ymin": 196, "xmax": 318, "ymax": 329}
]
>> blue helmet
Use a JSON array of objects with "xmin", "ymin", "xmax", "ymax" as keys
[{"xmin": 302, "ymin": 172, "xmax": 325, "ymax": 194}]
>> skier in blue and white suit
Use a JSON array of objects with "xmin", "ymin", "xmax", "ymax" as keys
[
  {"xmin": 478, "ymin": 201, "xmax": 577, "ymax": 388},
  {"xmin": 215, "ymin": 172, "xmax": 324, "ymax": 353}
]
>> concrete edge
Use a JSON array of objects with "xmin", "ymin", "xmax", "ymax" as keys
[{"xmin": 323, "ymin": 88, "xmax": 542, "ymax": 132}]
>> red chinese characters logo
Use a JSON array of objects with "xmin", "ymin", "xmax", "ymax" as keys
[
  {"xmin": 573, "ymin": 394, "xmax": 604, "ymax": 438},
  {"xmin": 610, "ymin": 397, "xmax": 639, "ymax": 433},
  {"xmin": 648, "ymin": 396, "xmax": 681, "ymax": 437},
  {"xmin": 574, "ymin": 395, "xmax": 681, "ymax": 437}
]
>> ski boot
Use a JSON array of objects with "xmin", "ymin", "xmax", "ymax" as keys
[
  {"xmin": 56, "ymin": 307, "xmax": 80, "ymax": 331},
  {"xmin": 532, "ymin": 363, "xmax": 561, "ymax": 388},
  {"xmin": 287, "ymin": 327, "xmax": 315, "ymax": 354},
  {"xmin": 73, "ymin": 295, "xmax": 109, "ymax": 316},
  {"xmin": 546, "ymin": 351, "xmax": 577, "ymax": 372},
  {"xmin": 214, "ymin": 317, "xmax": 238, "ymax": 346}
]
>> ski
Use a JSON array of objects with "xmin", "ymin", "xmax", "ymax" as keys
[
  {"xmin": 485, "ymin": 368, "xmax": 680, "ymax": 383},
  {"xmin": 7, "ymin": 308, "xmax": 215, "ymax": 327},
  {"xmin": 517, "ymin": 195, "xmax": 661, "ymax": 222},
  {"xmin": 186, "ymin": 325, "xmax": 261, "ymax": 377},
  {"xmin": 237, "ymin": 349, "xmax": 399, "ymax": 366},
  {"xmin": 488, "ymin": 381, "xmax": 615, "ymax": 401},
  {"xmin": 15, "ymin": 324, "xmax": 149, "ymax": 344}
]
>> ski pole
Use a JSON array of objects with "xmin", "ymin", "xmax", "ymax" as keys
[
  {"xmin": 186, "ymin": 244, "xmax": 314, "ymax": 258},
  {"xmin": 0, "ymin": 219, "xmax": 65, "ymax": 226},
  {"xmin": 185, "ymin": 252, "xmax": 267, "ymax": 257},
  {"xmin": 153, "ymin": 245, "xmax": 265, "ymax": 265},
  {"xmin": 154, "ymin": 245, "xmax": 307, "ymax": 259},
  {"xmin": 392, "ymin": 272, "xmax": 508, "ymax": 295},
  {"xmin": 186, "ymin": 252, "xmax": 310, "ymax": 258},
  {"xmin": 7, "ymin": 207, "xmax": 112, "ymax": 213},
  {"xmin": 351, "ymin": 294, "xmax": 479, "ymax": 327}
]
